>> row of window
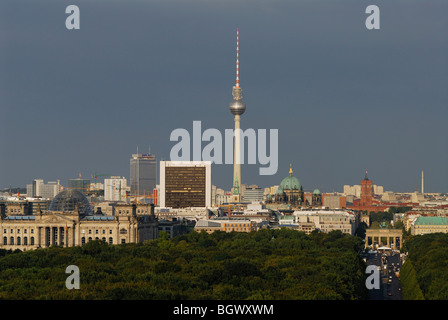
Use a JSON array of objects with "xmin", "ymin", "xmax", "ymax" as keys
[
  {"xmin": 117, "ymin": 209, "xmax": 150, "ymax": 214},
  {"xmin": 223, "ymin": 223, "xmax": 252, "ymax": 227},
  {"xmin": 4, "ymin": 229, "xmax": 34, "ymax": 234},
  {"xmin": 3, "ymin": 236, "xmax": 35, "ymax": 246},
  {"xmin": 5, "ymin": 228, "xmax": 129, "ymax": 236},
  {"xmin": 83, "ymin": 229, "xmax": 128, "ymax": 235},
  {"xmin": 225, "ymin": 227, "xmax": 250, "ymax": 232},
  {"xmin": 9, "ymin": 208, "xmax": 24, "ymax": 213},
  {"xmin": 86, "ymin": 229, "xmax": 113, "ymax": 235},
  {"xmin": 2, "ymin": 236, "xmax": 127, "ymax": 246}
]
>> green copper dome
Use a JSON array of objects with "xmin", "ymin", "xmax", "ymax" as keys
[
  {"xmin": 279, "ymin": 165, "xmax": 301, "ymax": 191},
  {"xmin": 313, "ymin": 189, "xmax": 321, "ymax": 195}
]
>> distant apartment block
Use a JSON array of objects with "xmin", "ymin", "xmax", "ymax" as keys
[
  {"xmin": 26, "ymin": 179, "xmax": 62, "ymax": 199},
  {"xmin": 242, "ymin": 187, "xmax": 264, "ymax": 203}
]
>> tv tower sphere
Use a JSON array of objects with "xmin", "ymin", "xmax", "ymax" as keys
[{"xmin": 229, "ymin": 88, "xmax": 246, "ymax": 115}]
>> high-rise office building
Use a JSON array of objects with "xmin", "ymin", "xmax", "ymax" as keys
[
  {"xmin": 40, "ymin": 181, "xmax": 62, "ymax": 199},
  {"xmin": 159, "ymin": 161, "xmax": 211, "ymax": 208},
  {"xmin": 130, "ymin": 147, "xmax": 157, "ymax": 197},
  {"xmin": 26, "ymin": 179, "xmax": 43, "ymax": 198}
]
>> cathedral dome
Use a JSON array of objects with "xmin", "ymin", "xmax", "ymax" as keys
[
  {"xmin": 313, "ymin": 189, "xmax": 321, "ymax": 195},
  {"xmin": 279, "ymin": 165, "xmax": 302, "ymax": 191},
  {"xmin": 49, "ymin": 189, "xmax": 92, "ymax": 215}
]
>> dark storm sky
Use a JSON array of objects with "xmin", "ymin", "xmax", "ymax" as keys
[{"xmin": 1, "ymin": 0, "xmax": 447, "ymax": 193}]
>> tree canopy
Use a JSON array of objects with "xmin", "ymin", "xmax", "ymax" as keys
[
  {"xmin": 0, "ymin": 229, "xmax": 368, "ymax": 300},
  {"xmin": 402, "ymin": 233, "xmax": 448, "ymax": 300}
]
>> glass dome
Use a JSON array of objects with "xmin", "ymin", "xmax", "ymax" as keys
[{"xmin": 49, "ymin": 189, "xmax": 92, "ymax": 215}]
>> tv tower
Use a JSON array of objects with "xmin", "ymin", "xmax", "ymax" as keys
[{"xmin": 229, "ymin": 28, "xmax": 246, "ymax": 197}]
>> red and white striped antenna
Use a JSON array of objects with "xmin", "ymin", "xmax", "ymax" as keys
[{"xmin": 236, "ymin": 28, "xmax": 239, "ymax": 88}]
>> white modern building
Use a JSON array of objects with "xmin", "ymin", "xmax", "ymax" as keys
[
  {"xmin": 292, "ymin": 209, "xmax": 358, "ymax": 235},
  {"xmin": 26, "ymin": 179, "xmax": 61, "ymax": 199}
]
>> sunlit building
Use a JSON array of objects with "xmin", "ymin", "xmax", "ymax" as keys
[
  {"xmin": 159, "ymin": 161, "xmax": 212, "ymax": 208},
  {"xmin": 0, "ymin": 190, "xmax": 158, "ymax": 251}
]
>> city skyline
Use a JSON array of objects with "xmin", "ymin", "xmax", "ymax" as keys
[{"xmin": 1, "ymin": 0, "xmax": 447, "ymax": 193}]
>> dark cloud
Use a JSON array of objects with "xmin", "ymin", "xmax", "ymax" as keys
[{"xmin": 1, "ymin": 0, "xmax": 447, "ymax": 193}]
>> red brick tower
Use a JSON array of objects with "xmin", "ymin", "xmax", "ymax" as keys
[{"xmin": 360, "ymin": 170, "xmax": 373, "ymax": 207}]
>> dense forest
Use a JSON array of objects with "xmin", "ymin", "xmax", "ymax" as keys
[
  {"xmin": 401, "ymin": 233, "xmax": 448, "ymax": 300},
  {"xmin": 0, "ymin": 229, "xmax": 368, "ymax": 300}
]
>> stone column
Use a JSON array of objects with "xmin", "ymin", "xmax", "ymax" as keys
[{"xmin": 37, "ymin": 227, "xmax": 42, "ymax": 247}]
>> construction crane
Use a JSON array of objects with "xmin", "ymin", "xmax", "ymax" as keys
[
  {"xmin": 218, "ymin": 203, "xmax": 238, "ymax": 218},
  {"xmin": 126, "ymin": 190, "xmax": 155, "ymax": 204}
]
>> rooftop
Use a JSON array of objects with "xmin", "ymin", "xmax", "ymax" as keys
[{"xmin": 414, "ymin": 216, "xmax": 448, "ymax": 226}]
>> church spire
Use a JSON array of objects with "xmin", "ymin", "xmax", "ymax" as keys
[
  {"xmin": 232, "ymin": 176, "xmax": 240, "ymax": 195},
  {"xmin": 289, "ymin": 164, "xmax": 293, "ymax": 176}
]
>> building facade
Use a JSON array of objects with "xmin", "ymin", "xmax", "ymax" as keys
[
  {"xmin": 0, "ymin": 191, "xmax": 158, "ymax": 251},
  {"xmin": 411, "ymin": 216, "xmax": 448, "ymax": 235},
  {"xmin": 130, "ymin": 151, "xmax": 157, "ymax": 198},
  {"xmin": 194, "ymin": 218, "xmax": 257, "ymax": 234},
  {"xmin": 267, "ymin": 165, "xmax": 304, "ymax": 207},
  {"xmin": 243, "ymin": 187, "xmax": 264, "ymax": 203},
  {"xmin": 26, "ymin": 179, "xmax": 62, "ymax": 199},
  {"xmin": 159, "ymin": 161, "xmax": 212, "ymax": 208},
  {"xmin": 360, "ymin": 172, "xmax": 373, "ymax": 207},
  {"xmin": 294, "ymin": 209, "xmax": 358, "ymax": 235}
]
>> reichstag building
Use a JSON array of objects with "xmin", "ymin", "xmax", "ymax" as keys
[{"xmin": 0, "ymin": 189, "xmax": 158, "ymax": 251}]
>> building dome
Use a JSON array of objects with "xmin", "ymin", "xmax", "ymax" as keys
[
  {"xmin": 49, "ymin": 189, "xmax": 93, "ymax": 215},
  {"xmin": 313, "ymin": 189, "xmax": 321, "ymax": 195},
  {"xmin": 279, "ymin": 165, "xmax": 302, "ymax": 191}
]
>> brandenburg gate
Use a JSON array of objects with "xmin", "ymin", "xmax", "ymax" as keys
[{"xmin": 365, "ymin": 229, "xmax": 403, "ymax": 250}]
